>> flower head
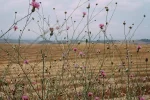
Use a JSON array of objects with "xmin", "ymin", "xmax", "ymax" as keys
[
  {"xmin": 13, "ymin": 26, "xmax": 18, "ymax": 31},
  {"xmin": 79, "ymin": 51, "xmax": 84, "ymax": 56},
  {"xmin": 137, "ymin": 45, "xmax": 142, "ymax": 50},
  {"xmin": 74, "ymin": 63, "xmax": 79, "ymax": 68},
  {"xmin": 100, "ymin": 70, "xmax": 106, "ymax": 77},
  {"xmin": 32, "ymin": 81, "xmax": 37, "ymax": 85},
  {"xmin": 82, "ymin": 66, "xmax": 86, "ymax": 69},
  {"xmin": 137, "ymin": 45, "xmax": 141, "ymax": 53},
  {"xmin": 49, "ymin": 27, "xmax": 54, "ymax": 32},
  {"xmin": 56, "ymin": 26, "xmax": 59, "ymax": 30},
  {"xmin": 95, "ymin": 97, "xmax": 100, "ymax": 100},
  {"xmin": 105, "ymin": 7, "xmax": 109, "ymax": 11},
  {"xmin": 87, "ymin": 3, "xmax": 90, "ymax": 9},
  {"xmin": 138, "ymin": 96, "xmax": 145, "ymax": 100},
  {"xmin": 83, "ymin": 12, "xmax": 86, "ymax": 17},
  {"xmin": 77, "ymin": 92, "xmax": 82, "ymax": 96},
  {"xmin": 145, "ymin": 58, "xmax": 148, "ymax": 62},
  {"xmin": 22, "ymin": 95, "xmax": 28, "ymax": 100},
  {"xmin": 130, "ymin": 74, "xmax": 134, "ymax": 78},
  {"xmin": 73, "ymin": 48, "xmax": 77, "ymax": 52},
  {"xmin": 99, "ymin": 24, "xmax": 104, "ymax": 29},
  {"xmin": 66, "ymin": 26, "xmax": 70, "ymax": 30},
  {"xmin": 31, "ymin": 0, "xmax": 40, "ymax": 9},
  {"xmin": 88, "ymin": 92, "xmax": 93, "ymax": 97},
  {"xmin": 24, "ymin": 60, "xmax": 29, "ymax": 64}
]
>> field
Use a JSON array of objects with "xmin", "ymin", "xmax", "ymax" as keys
[
  {"xmin": 0, "ymin": 43, "xmax": 150, "ymax": 100},
  {"xmin": 1, "ymin": 0, "xmax": 150, "ymax": 99}
]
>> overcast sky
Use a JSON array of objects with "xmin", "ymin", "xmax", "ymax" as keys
[{"xmin": 0, "ymin": 0, "xmax": 150, "ymax": 40}]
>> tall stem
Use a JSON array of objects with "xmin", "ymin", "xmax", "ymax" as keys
[{"xmin": 42, "ymin": 52, "xmax": 45, "ymax": 100}]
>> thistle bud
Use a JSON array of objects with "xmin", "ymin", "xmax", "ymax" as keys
[
  {"xmin": 32, "ymin": 7, "xmax": 35, "ymax": 12},
  {"xmin": 145, "ymin": 58, "xmax": 148, "ymax": 62},
  {"xmin": 123, "ymin": 21, "xmax": 126, "ymax": 25},
  {"xmin": 105, "ymin": 7, "xmax": 109, "ymax": 11},
  {"xmin": 129, "ymin": 26, "xmax": 132, "ymax": 29},
  {"xmin": 87, "ymin": 3, "xmax": 90, "ymax": 9},
  {"xmin": 49, "ymin": 28, "xmax": 54, "ymax": 36},
  {"xmin": 86, "ymin": 39, "xmax": 88, "ymax": 43},
  {"xmin": 64, "ymin": 11, "xmax": 67, "ymax": 14},
  {"xmin": 49, "ymin": 28, "xmax": 54, "ymax": 32}
]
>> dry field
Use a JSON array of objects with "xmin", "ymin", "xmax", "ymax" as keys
[{"xmin": 0, "ymin": 43, "xmax": 150, "ymax": 100}]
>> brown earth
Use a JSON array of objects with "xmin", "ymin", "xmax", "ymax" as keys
[{"xmin": 0, "ymin": 43, "xmax": 150, "ymax": 100}]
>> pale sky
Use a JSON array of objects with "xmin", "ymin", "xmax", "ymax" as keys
[{"xmin": 0, "ymin": 0, "xmax": 150, "ymax": 40}]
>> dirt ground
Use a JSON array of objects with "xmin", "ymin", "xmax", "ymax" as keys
[{"xmin": 0, "ymin": 43, "xmax": 150, "ymax": 99}]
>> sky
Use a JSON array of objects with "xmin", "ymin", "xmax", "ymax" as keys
[{"xmin": 0, "ymin": 0, "xmax": 150, "ymax": 40}]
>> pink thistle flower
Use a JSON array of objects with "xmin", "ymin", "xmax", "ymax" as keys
[
  {"xmin": 99, "ymin": 24, "xmax": 104, "ymax": 29},
  {"xmin": 130, "ymin": 74, "xmax": 134, "ymax": 79},
  {"xmin": 32, "ymin": 81, "xmax": 37, "ymax": 85},
  {"xmin": 56, "ymin": 26, "xmax": 59, "ymax": 30},
  {"xmin": 22, "ymin": 95, "xmax": 28, "ymax": 100},
  {"xmin": 138, "ymin": 96, "xmax": 145, "ymax": 100},
  {"xmin": 77, "ymin": 92, "xmax": 82, "ymax": 96},
  {"xmin": 137, "ymin": 45, "xmax": 142, "ymax": 50},
  {"xmin": 49, "ymin": 27, "xmax": 54, "ymax": 32},
  {"xmin": 74, "ymin": 63, "xmax": 79, "ymax": 68},
  {"xmin": 83, "ymin": 12, "xmax": 86, "ymax": 17},
  {"xmin": 31, "ymin": 0, "xmax": 40, "ymax": 9},
  {"xmin": 88, "ymin": 92, "xmax": 93, "ymax": 97},
  {"xmin": 100, "ymin": 70, "xmax": 106, "ymax": 77},
  {"xmin": 24, "ymin": 60, "xmax": 29, "ymax": 64},
  {"xmin": 95, "ymin": 97, "xmax": 100, "ymax": 100},
  {"xmin": 66, "ymin": 26, "xmax": 70, "ymax": 30},
  {"xmin": 13, "ymin": 26, "xmax": 18, "ymax": 31},
  {"xmin": 79, "ymin": 51, "xmax": 83, "ymax": 56},
  {"xmin": 82, "ymin": 66, "xmax": 86, "ymax": 68},
  {"xmin": 73, "ymin": 48, "xmax": 77, "ymax": 52},
  {"xmin": 137, "ymin": 45, "xmax": 141, "ymax": 52}
]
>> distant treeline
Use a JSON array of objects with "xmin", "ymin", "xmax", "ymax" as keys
[
  {"xmin": 0, "ymin": 39, "xmax": 150, "ymax": 44},
  {"xmin": 140, "ymin": 39, "xmax": 150, "ymax": 42}
]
